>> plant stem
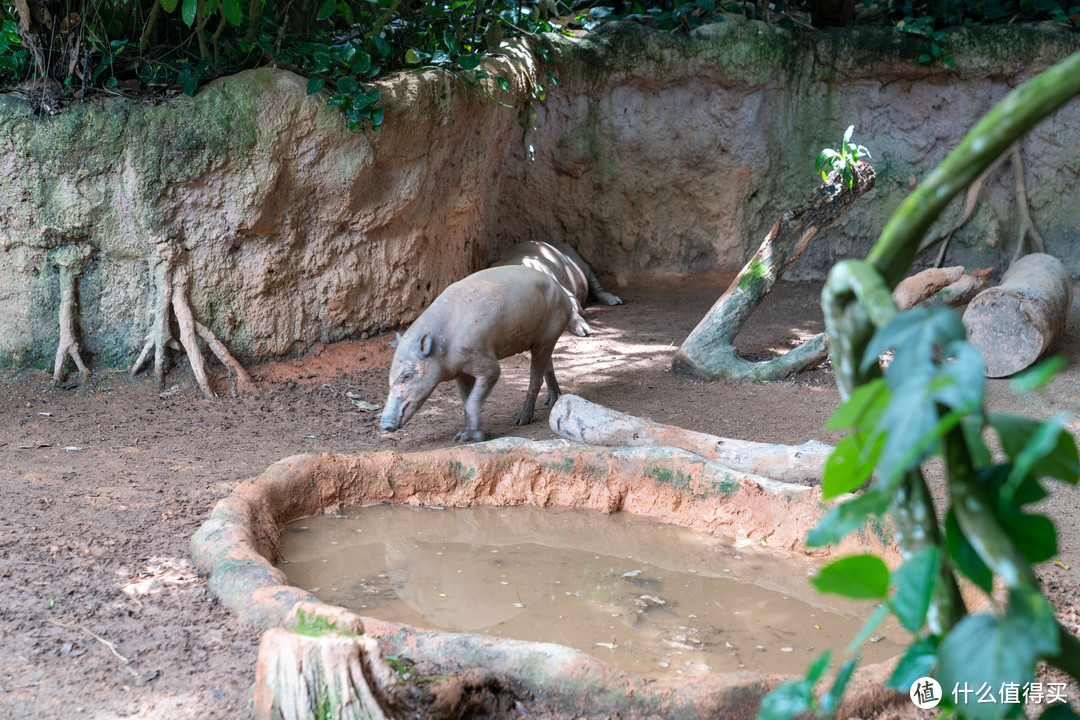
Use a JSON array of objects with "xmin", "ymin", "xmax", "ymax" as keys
[{"xmin": 890, "ymin": 468, "xmax": 966, "ymax": 634}]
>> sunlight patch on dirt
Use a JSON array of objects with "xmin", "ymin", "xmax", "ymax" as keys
[{"xmin": 120, "ymin": 557, "xmax": 200, "ymax": 597}]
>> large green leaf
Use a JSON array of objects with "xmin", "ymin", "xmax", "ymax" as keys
[
  {"xmin": 890, "ymin": 546, "xmax": 940, "ymax": 632},
  {"xmin": 812, "ymin": 554, "xmax": 890, "ymax": 599},
  {"xmin": 162, "ymin": 0, "xmax": 180, "ymax": 12},
  {"xmin": 1000, "ymin": 511, "xmax": 1057, "ymax": 564},
  {"xmin": 945, "ymin": 508, "xmax": 993, "ymax": 594},
  {"xmin": 991, "ymin": 413, "xmax": 1079, "ymax": 489},
  {"xmin": 861, "ymin": 306, "xmax": 966, "ymax": 378},
  {"xmin": 937, "ymin": 591, "xmax": 1058, "ymax": 720}
]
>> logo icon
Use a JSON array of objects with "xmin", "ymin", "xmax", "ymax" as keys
[{"xmin": 910, "ymin": 677, "xmax": 943, "ymax": 709}]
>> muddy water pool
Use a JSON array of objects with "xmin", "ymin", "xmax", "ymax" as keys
[{"xmin": 277, "ymin": 505, "xmax": 903, "ymax": 679}]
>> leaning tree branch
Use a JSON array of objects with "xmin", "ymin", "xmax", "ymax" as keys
[{"xmin": 671, "ymin": 161, "xmax": 876, "ymax": 382}]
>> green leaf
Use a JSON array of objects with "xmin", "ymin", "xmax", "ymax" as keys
[
  {"xmin": 162, "ymin": 0, "xmax": 180, "ymax": 11},
  {"xmin": 351, "ymin": 52, "xmax": 372, "ymax": 75},
  {"xmin": 887, "ymin": 637, "xmax": 938, "ymax": 690},
  {"xmin": 945, "ymin": 509, "xmax": 993, "ymax": 594},
  {"xmin": 824, "ymin": 378, "xmax": 888, "ymax": 431},
  {"xmin": 812, "ymin": 554, "xmax": 890, "ymax": 599},
  {"xmin": 182, "ymin": 0, "xmax": 198, "ymax": 26},
  {"xmin": 806, "ymin": 487, "xmax": 893, "ymax": 547},
  {"xmin": 1010, "ymin": 355, "xmax": 1065, "ymax": 393},
  {"xmin": 457, "ymin": 54, "xmax": 482, "ymax": 70},
  {"xmin": 405, "ymin": 48, "xmax": 422, "ymax": 64},
  {"xmin": 443, "ymin": 27, "xmax": 462, "ymax": 54},
  {"xmin": 820, "ymin": 657, "xmax": 858, "ymax": 714},
  {"xmin": 889, "ymin": 546, "xmax": 940, "ymax": 632},
  {"xmin": 337, "ymin": 76, "xmax": 358, "ymax": 94},
  {"xmin": 495, "ymin": 76, "xmax": 510, "ymax": 92},
  {"xmin": 990, "ymin": 413, "xmax": 1080, "ymax": 486},
  {"xmin": 371, "ymin": 35, "xmax": 391, "ymax": 57},
  {"xmin": 862, "ymin": 307, "xmax": 966, "ymax": 378},
  {"xmin": 1000, "ymin": 511, "xmax": 1056, "ymax": 564},
  {"xmin": 937, "ymin": 591, "xmax": 1058, "ymax": 720},
  {"xmin": 221, "ymin": 0, "xmax": 242, "ymax": 25},
  {"xmin": 306, "ymin": 77, "xmax": 325, "ymax": 95},
  {"xmin": 821, "ymin": 432, "xmax": 883, "ymax": 499},
  {"xmin": 316, "ymin": 0, "xmax": 337, "ymax": 20},
  {"xmin": 843, "ymin": 124, "xmax": 854, "ymax": 142},
  {"xmin": 757, "ymin": 652, "xmax": 831, "ymax": 720},
  {"xmin": 944, "ymin": 55, "xmax": 956, "ymax": 69}
]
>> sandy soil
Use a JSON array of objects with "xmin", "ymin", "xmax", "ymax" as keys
[{"xmin": 2, "ymin": 278, "xmax": 1079, "ymax": 719}]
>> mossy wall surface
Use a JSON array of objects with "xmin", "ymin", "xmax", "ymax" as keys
[{"xmin": 1, "ymin": 23, "xmax": 1078, "ymax": 367}]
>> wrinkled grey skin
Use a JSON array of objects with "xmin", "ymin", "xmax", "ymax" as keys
[
  {"xmin": 381, "ymin": 266, "xmax": 574, "ymax": 443},
  {"xmin": 491, "ymin": 240, "xmax": 622, "ymax": 337}
]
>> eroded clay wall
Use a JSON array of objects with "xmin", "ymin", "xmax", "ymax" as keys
[
  {"xmin": 491, "ymin": 21, "xmax": 1080, "ymax": 285},
  {"xmin": 1, "ymin": 23, "xmax": 1078, "ymax": 367}
]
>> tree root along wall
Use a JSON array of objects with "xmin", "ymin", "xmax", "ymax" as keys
[
  {"xmin": 3, "ymin": 25, "xmax": 1080, "ymax": 371},
  {"xmin": 190, "ymin": 438, "xmax": 904, "ymax": 720}
]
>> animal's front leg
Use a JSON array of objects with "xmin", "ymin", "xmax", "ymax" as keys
[{"xmin": 456, "ymin": 368, "xmax": 499, "ymax": 443}]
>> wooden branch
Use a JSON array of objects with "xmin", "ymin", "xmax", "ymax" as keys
[
  {"xmin": 672, "ymin": 161, "xmax": 876, "ymax": 382},
  {"xmin": 549, "ymin": 394, "xmax": 831, "ymax": 485},
  {"xmin": 963, "ymin": 252, "xmax": 1071, "ymax": 378}
]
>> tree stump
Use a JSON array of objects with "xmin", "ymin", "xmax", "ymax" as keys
[
  {"xmin": 253, "ymin": 602, "xmax": 399, "ymax": 720},
  {"xmin": 962, "ymin": 253, "xmax": 1072, "ymax": 378},
  {"xmin": 549, "ymin": 394, "xmax": 832, "ymax": 485}
]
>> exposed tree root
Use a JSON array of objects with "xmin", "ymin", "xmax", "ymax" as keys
[
  {"xmin": 131, "ymin": 242, "xmax": 251, "ymax": 400},
  {"xmin": 919, "ymin": 144, "xmax": 1043, "ymax": 268},
  {"xmin": 1008, "ymin": 145, "xmax": 1046, "ymax": 264},
  {"xmin": 51, "ymin": 246, "xmax": 92, "ymax": 388}
]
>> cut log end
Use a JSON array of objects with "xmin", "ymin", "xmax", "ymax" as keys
[{"xmin": 962, "ymin": 253, "xmax": 1071, "ymax": 378}]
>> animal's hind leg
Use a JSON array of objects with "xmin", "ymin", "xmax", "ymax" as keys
[
  {"xmin": 542, "ymin": 359, "xmax": 561, "ymax": 408},
  {"xmin": 518, "ymin": 344, "xmax": 559, "ymax": 425}
]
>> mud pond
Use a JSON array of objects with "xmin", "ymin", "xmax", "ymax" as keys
[{"xmin": 276, "ymin": 504, "xmax": 904, "ymax": 679}]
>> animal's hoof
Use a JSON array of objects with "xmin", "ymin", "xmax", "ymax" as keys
[
  {"xmin": 569, "ymin": 317, "xmax": 591, "ymax": 337},
  {"xmin": 515, "ymin": 411, "xmax": 534, "ymax": 426},
  {"xmin": 598, "ymin": 292, "xmax": 622, "ymax": 306},
  {"xmin": 455, "ymin": 429, "xmax": 487, "ymax": 443}
]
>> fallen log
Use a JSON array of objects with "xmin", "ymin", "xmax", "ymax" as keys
[
  {"xmin": 549, "ymin": 394, "xmax": 831, "ymax": 486},
  {"xmin": 962, "ymin": 252, "xmax": 1072, "ymax": 377},
  {"xmin": 893, "ymin": 266, "xmax": 992, "ymax": 309},
  {"xmin": 672, "ymin": 161, "xmax": 876, "ymax": 382},
  {"xmin": 253, "ymin": 602, "xmax": 399, "ymax": 720}
]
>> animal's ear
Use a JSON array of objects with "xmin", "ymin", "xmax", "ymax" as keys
[{"xmin": 419, "ymin": 332, "xmax": 433, "ymax": 356}]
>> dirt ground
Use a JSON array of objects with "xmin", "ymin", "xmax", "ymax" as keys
[{"xmin": 2, "ymin": 278, "xmax": 1080, "ymax": 719}]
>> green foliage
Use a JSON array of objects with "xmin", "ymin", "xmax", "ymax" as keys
[
  {"xmin": 816, "ymin": 126, "xmax": 871, "ymax": 188},
  {"xmin": 0, "ymin": 0, "xmax": 557, "ymax": 132},
  {"xmin": 762, "ymin": 52, "xmax": 1080, "ymax": 720}
]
